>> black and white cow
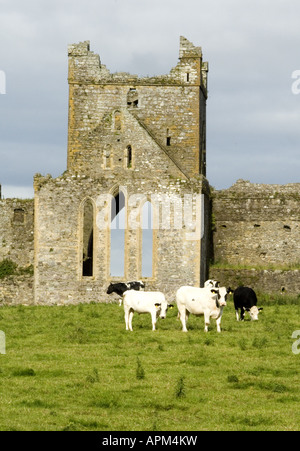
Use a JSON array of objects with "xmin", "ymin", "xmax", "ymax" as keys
[
  {"xmin": 107, "ymin": 281, "xmax": 145, "ymax": 306},
  {"xmin": 233, "ymin": 286, "xmax": 263, "ymax": 321}
]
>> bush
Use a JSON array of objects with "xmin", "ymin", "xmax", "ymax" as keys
[
  {"xmin": 0, "ymin": 259, "xmax": 33, "ymax": 279},
  {"xmin": 0, "ymin": 259, "xmax": 18, "ymax": 279},
  {"xmin": 136, "ymin": 357, "xmax": 145, "ymax": 380}
]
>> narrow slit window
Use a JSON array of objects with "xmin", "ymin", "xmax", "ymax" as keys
[
  {"xmin": 187, "ymin": 72, "xmax": 190, "ymax": 82},
  {"xmin": 82, "ymin": 200, "xmax": 94, "ymax": 277},
  {"xmin": 127, "ymin": 145, "xmax": 132, "ymax": 168},
  {"xmin": 166, "ymin": 137, "xmax": 171, "ymax": 147}
]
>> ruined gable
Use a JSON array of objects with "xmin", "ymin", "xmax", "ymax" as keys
[
  {"xmin": 33, "ymin": 37, "xmax": 211, "ymax": 305},
  {"xmin": 67, "ymin": 37, "xmax": 208, "ymax": 178}
]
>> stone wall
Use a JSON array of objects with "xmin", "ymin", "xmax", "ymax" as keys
[
  {"xmin": 0, "ymin": 274, "xmax": 33, "ymax": 306},
  {"xmin": 32, "ymin": 36, "xmax": 211, "ymax": 306},
  {"xmin": 67, "ymin": 37, "xmax": 208, "ymax": 178},
  {"xmin": 212, "ymin": 180, "xmax": 300, "ymax": 267},
  {"xmin": 0, "ymin": 197, "xmax": 34, "ymax": 267},
  {"xmin": 34, "ymin": 173, "xmax": 210, "ymax": 305},
  {"xmin": 209, "ymin": 268, "xmax": 300, "ymax": 296}
]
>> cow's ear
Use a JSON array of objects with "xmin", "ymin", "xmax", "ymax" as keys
[
  {"xmin": 168, "ymin": 304, "xmax": 174, "ymax": 309},
  {"xmin": 227, "ymin": 287, "xmax": 234, "ymax": 294},
  {"xmin": 155, "ymin": 303, "xmax": 161, "ymax": 309},
  {"xmin": 211, "ymin": 289, "xmax": 218, "ymax": 294},
  {"xmin": 258, "ymin": 307, "xmax": 263, "ymax": 311}
]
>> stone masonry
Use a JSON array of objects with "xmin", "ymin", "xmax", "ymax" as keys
[
  {"xmin": 212, "ymin": 180, "xmax": 300, "ymax": 266},
  {"xmin": 1, "ymin": 38, "xmax": 299, "ymax": 305},
  {"xmin": 33, "ymin": 37, "xmax": 211, "ymax": 305}
]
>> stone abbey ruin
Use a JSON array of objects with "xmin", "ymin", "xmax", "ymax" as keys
[{"xmin": 0, "ymin": 37, "xmax": 299, "ymax": 305}]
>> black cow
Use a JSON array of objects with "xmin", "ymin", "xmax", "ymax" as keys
[
  {"xmin": 107, "ymin": 281, "xmax": 145, "ymax": 306},
  {"xmin": 233, "ymin": 286, "xmax": 263, "ymax": 321}
]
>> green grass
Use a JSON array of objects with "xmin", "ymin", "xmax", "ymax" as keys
[{"xmin": 0, "ymin": 300, "xmax": 299, "ymax": 431}]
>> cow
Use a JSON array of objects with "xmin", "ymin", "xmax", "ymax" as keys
[
  {"xmin": 233, "ymin": 286, "xmax": 263, "ymax": 321},
  {"xmin": 107, "ymin": 281, "xmax": 145, "ymax": 306},
  {"xmin": 204, "ymin": 279, "xmax": 220, "ymax": 288},
  {"xmin": 123, "ymin": 290, "xmax": 172, "ymax": 331},
  {"xmin": 176, "ymin": 286, "xmax": 232, "ymax": 333}
]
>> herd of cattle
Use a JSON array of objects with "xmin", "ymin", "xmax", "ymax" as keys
[{"xmin": 106, "ymin": 280, "xmax": 263, "ymax": 332}]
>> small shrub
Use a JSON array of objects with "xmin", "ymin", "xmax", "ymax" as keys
[
  {"xmin": 227, "ymin": 374, "xmax": 239, "ymax": 384},
  {"xmin": 12, "ymin": 368, "xmax": 36, "ymax": 377},
  {"xmin": 136, "ymin": 357, "xmax": 145, "ymax": 380},
  {"xmin": 238, "ymin": 338, "xmax": 247, "ymax": 350},
  {"xmin": 175, "ymin": 376, "xmax": 186, "ymax": 398},
  {"xmin": 0, "ymin": 259, "xmax": 17, "ymax": 279},
  {"xmin": 252, "ymin": 337, "xmax": 268, "ymax": 349},
  {"xmin": 86, "ymin": 368, "xmax": 99, "ymax": 384}
]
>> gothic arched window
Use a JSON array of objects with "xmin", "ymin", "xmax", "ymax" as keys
[{"xmin": 82, "ymin": 199, "xmax": 94, "ymax": 277}]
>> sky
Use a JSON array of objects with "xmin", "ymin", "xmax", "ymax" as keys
[{"xmin": 0, "ymin": 0, "xmax": 299, "ymax": 199}]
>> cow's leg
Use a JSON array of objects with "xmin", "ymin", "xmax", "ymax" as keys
[
  {"xmin": 185, "ymin": 309, "xmax": 190, "ymax": 323},
  {"xmin": 178, "ymin": 307, "xmax": 188, "ymax": 332},
  {"xmin": 204, "ymin": 311, "xmax": 210, "ymax": 332},
  {"xmin": 216, "ymin": 315, "xmax": 222, "ymax": 333},
  {"xmin": 124, "ymin": 307, "xmax": 130, "ymax": 330},
  {"xmin": 128, "ymin": 309, "xmax": 134, "ymax": 331},
  {"xmin": 240, "ymin": 308, "xmax": 245, "ymax": 321},
  {"xmin": 235, "ymin": 309, "xmax": 240, "ymax": 321},
  {"xmin": 119, "ymin": 298, "xmax": 123, "ymax": 307},
  {"xmin": 151, "ymin": 311, "xmax": 157, "ymax": 331}
]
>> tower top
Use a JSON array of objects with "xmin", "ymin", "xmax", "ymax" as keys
[{"xmin": 179, "ymin": 36, "xmax": 202, "ymax": 59}]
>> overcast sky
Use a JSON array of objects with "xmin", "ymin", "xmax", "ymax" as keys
[{"xmin": 0, "ymin": 0, "xmax": 299, "ymax": 198}]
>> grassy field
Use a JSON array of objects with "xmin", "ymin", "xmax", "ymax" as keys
[{"xmin": 0, "ymin": 298, "xmax": 299, "ymax": 431}]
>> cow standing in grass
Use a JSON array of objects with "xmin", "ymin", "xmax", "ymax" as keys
[
  {"xmin": 233, "ymin": 286, "xmax": 263, "ymax": 321},
  {"xmin": 176, "ymin": 286, "xmax": 232, "ymax": 333},
  {"xmin": 107, "ymin": 281, "xmax": 145, "ymax": 306},
  {"xmin": 123, "ymin": 290, "xmax": 172, "ymax": 331}
]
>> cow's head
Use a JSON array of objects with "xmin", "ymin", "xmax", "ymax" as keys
[
  {"xmin": 216, "ymin": 287, "xmax": 234, "ymax": 308},
  {"xmin": 246, "ymin": 306, "xmax": 263, "ymax": 321},
  {"xmin": 106, "ymin": 284, "xmax": 114, "ymax": 294},
  {"xmin": 155, "ymin": 302, "xmax": 173, "ymax": 319},
  {"xmin": 210, "ymin": 289, "xmax": 221, "ymax": 308}
]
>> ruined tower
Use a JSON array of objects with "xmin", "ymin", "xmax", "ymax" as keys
[{"xmin": 33, "ymin": 37, "xmax": 210, "ymax": 305}]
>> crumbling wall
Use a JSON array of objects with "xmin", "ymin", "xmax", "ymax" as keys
[
  {"xmin": 67, "ymin": 37, "xmax": 208, "ymax": 178},
  {"xmin": 0, "ymin": 274, "xmax": 33, "ymax": 306},
  {"xmin": 0, "ymin": 198, "xmax": 34, "ymax": 267},
  {"xmin": 209, "ymin": 268, "xmax": 300, "ymax": 296},
  {"xmin": 212, "ymin": 180, "xmax": 300, "ymax": 267},
  {"xmin": 211, "ymin": 180, "xmax": 300, "ymax": 295},
  {"xmin": 34, "ymin": 173, "xmax": 210, "ymax": 305}
]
